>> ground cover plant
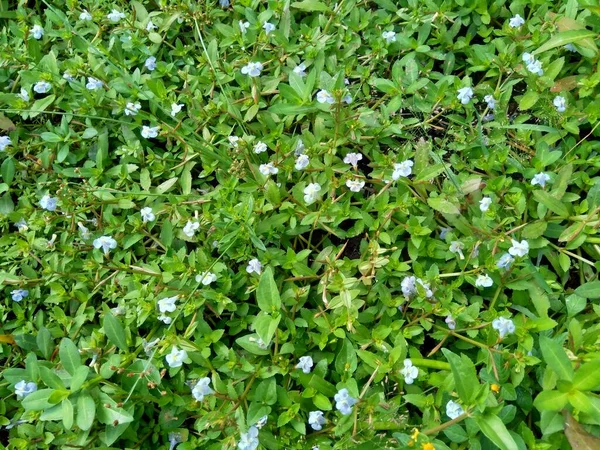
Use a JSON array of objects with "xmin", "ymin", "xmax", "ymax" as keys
[{"xmin": 1, "ymin": 0, "xmax": 600, "ymax": 448}]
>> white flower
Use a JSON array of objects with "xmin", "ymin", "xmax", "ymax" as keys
[
  {"xmin": 449, "ymin": 241, "xmax": 465, "ymax": 259},
  {"xmin": 457, "ymin": 87, "xmax": 474, "ymax": 105},
  {"xmin": 146, "ymin": 20, "xmax": 157, "ymax": 31},
  {"xmin": 192, "ymin": 377, "xmax": 214, "ymax": 401},
  {"xmin": 509, "ymin": 14, "xmax": 525, "ymax": 28},
  {"xmin": 165, "ymin": 346, "xmax": 187, "ymax": 368},
  {"xmin": 446, "ymin": 400, "xmax": 464, "ymax": 419},
  {"xmin": 492, "ymin": 316, "xmax": 516, "ymax": 338},
  {"xmin": 531, "ymin": 172, "xmax": 551, "ymax": 188},
  {"xmin": 30, "ymin": 24, "xmax": 44, "ymax": 39},
  {"xmin": 14, "ymin": 381, "xmax": 37, "ymax": 399},
  {"xmin": 158, "ymin": 296, "xmax": 177, "ymax": 313},
  {"xmin": 295, "ymin": 154, "xmax": 309, "ymax": 170},
  {"xmin": 334, "ymin": 388, "xmax": 357, "ymax": 416},
  {"xmin": 392, "ymin": 160, "xmax": 413, "ymax": 180},
  {"xmin": 17, "ymin": 89, "xmax": 29, "ymax": 102},
  {"xmin": 259, "ymin": 162, "xmax": 278, "ymax": 176},
  {"xmin": 0, "ymin": 135, "xmax": 12, "ymax": 151},
  {"xmin": 238, "ymin": 426, "xmax": 259, "ymax": 450},
  {"xmin": 107, "ymin": 9, "xmax": 126, "ymax": 23},
  {"xmin": 141, "ymin": 207, "xmax": 155, "ymax": 222},
  {"xmin": 522, "ymin": 52, "xmax": 535, "ymax": 65},
  {"xmin": 182, "ymin": 221, "xmax": 200, "ymax": 237},
  {"xmin": 125, "ymin": 102, "xmax": 141, "ymax": 116},
  {"xmin": 475, "ymin": 274, "xmax": 493, "ymax": 288},
  {"xmin": 343, "ymin": 152, "xmax": 363, "ymax": 167},
  {"xmin": 263, "ymin": 22, "xmax": 275, "ymax": 34},
  {"xmin": 479, "ymin": 197, "xmax": 492, "ymax": 212},
  {"xmin": 171, "ymin": 103, "xmax": 184, "ymax": 117},
  {"xmin": 346, "ymin": 179, "xmax": 365, "ymax": 192},
  {"xmin": 11, "ymin": 289, "xmax": 28, "ymax": 302},
  {"xmin": 293, "ymin": 63, "xmax": 307, "ymax": 77},
  {"xmin": 33, "ymin": 81, "xmax": 51, "ymax": 94},
  {"xmin": 196, "ymin": 271, "xmax": 217, "ymax": 285},
  {"xmin": 308, "ymin": 411, "xmax": 326, "ymax": 430},
  {"xmin": 522, "ymin": 53, "xmax": 543, "ymax": 75},
  {"xmin": 15, "ymin": 218, "xmax": 28, "ymax": 232},
  {"xmin": 93, "ymin": 236, "xmax": 117, "ymax": 254},
  {"xmin": 239, "ymin": 20, "xmax": 250, "ymax": 33},
  {"xmin": 316, "ymin": 89, "xmax": 335, "ymax": 104},
  {"xmin": 294, "ymin": 139, "xmax": 306, "ymax": 155},
  {"xmin": 295, "ymin": 356, "xmax": 314, "ymax": 374},
  {"xmin": 145, "ymin": 56, "xmax": 157, "ymax": 71},
  {"xmin": 63, "ymin": 72, "xmax": 75, "ymax": 82},
  {"xmin": 382, "ymin": 30, "xmax": 396, "ymax": 43},
  {"xmin": 79, "ymin": 10, "xmax": 92, "ymax": 21},
  {"xmin": 303, "ymin": 183, "xmax": 321, "ymax": 204},
  {"xmin": 241, "ymin": 62, "xmax": 263, "ymax": 77},
  {"xmin": 39, "ymin": 195, "xmax": 57, "ymax": 211},
  {"xmin": 78, "ymin": 222, "xmax": 90, "ymax": 240},
  {"xmin": 483, "ymin": 95, "xmax": 496, "ymax": 110},
  {"xmin": 553, "ymin": 96, "xmax": 567, "ymax": 113},
  {"xmin": 400, "ymin": 359, "xmax": 418, "ymax": 384},
  {"xmin": 86, "ymin": 77, "xmax": 103, "ymax": 90},
  {"xmin": 509, "ymin": 239, "xmax": 529, "ymax": 257},
  {"xmin": 141, "ymin": 125, "xmax": 159, "ymax": 139},
  {"xmin": 229, "ymin": 135, "xmax": 240, "ymax": 147},
  {"xmin": 445, "ymin": 315, "xmax": 456, "ymax": 330},
  {"xmin": 496, "ymin": 253, "xmax": 514, "ymax": 269},
  {"xmin": 142, "ymin": 338, "xmax": 160, "ymax": 356},
  {"xmin": 158, "ymin": 314, "xmax": 172, "ymax": 324},
  {"xmin": 246, "ymin": 258, "xmax": 262, "ymax": 274},
  {"xmin": 401, "ymin": 276, "xmax": 417, "ymax": 298},
  {"xmin": 253, "ymin": 141, "xmax": 267, "ymax": 154}
]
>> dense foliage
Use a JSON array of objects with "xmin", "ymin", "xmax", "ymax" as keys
[{"xmin": 1, "ymin": 0, "xmax": 600, "ymax": 449}]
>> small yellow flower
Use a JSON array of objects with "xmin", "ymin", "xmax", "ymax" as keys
[
  {"xmin": 422, "ymin": 443, "xmax": 435, "ymax": 450},
  {"xmin": 411, "ymin": 428, "xmax": 420, "ymax": 441},
  {"xmin": 491, "ymin": 383, "xmax": 501, "ymax": 393}
]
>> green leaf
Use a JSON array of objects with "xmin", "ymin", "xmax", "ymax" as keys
[
  {"xmin": 573, "ymin": 360, "xmax": 600, "ymax": 391},
  {"xmin": 539, "ymin": 336, "xmax": 574, "ymax": 381},
  {"xmin": 70, "ymin": 366, "xmax": 90, "ymax": 392},
  {"xmin": 442, "ymin": 349, "xmax": 479, "ymax": 404},
  {"xmin": 335, "ymin": 339, "xmax": 358, "ymax": 375},
  {"xmin": 59, "ymin": 338, "xmax": 81, "ymax": 376},
  {"xmin": 256, "ymin": 266, "xmax": 281, "ymax": 312},
  {"xmin": 22, "ymin": 389, "xmax": 55, "ymax": 411},
  {"xmin": 103, "ymin": 311, "xmax": 128, "ymax": 351},
  {"xmin": 1, "ymin": 158, "xmax": 15, "ymax": 185},
  {"xmin": 474, "ymin": 414, "xmax": 519, "ymax": 450},
  {"xmin": 39, "ymin": 366, "xmax": 64, "ymax": 390},
  {"xmin": 427, "ymin": 197, "xmax": 461, "ymax": 215},
  {"xmin": 568, "ymin": 390, "xmax": 600, "ymax": 415},
  {"xmin": 291, "ymin": 0, "xmax": 330, "ymax": 12},
  {"xmin": 533, "ymin": 190, "xmax": 569, "ymax": 217},
  {"xmin": 519, "ymin": 91, "xmax": 539, "ymax": 110},
  {"xmin": 534, "ymin": 30, "xmax": 597, "ymax": 55},
  {"xmin": 534, "ymin": 390, "xmax": 569, "ymax": 411},
  {"xmin": 36, "ymin": 327, "xmax": 53, "ymax": 360},
  {"xmin": 254, "ymin": 311, "xmax": 280, "ymax": 346},
  {"xmin": 575, "ymin": 281, "xmax": 600, "ymax": 299},
  {"xmin": 62, "ymin": 398, "xmax": 74, "ymax": 429},
  {"xmin": 30, "ymin": 95, "xmax": 56, "ymax": 118},
  {"xmin": 76, "ymin": 393, "xmax": 96, "ymax": 431}
]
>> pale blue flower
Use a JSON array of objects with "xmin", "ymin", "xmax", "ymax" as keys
[
  {"xmin": 509, "ymin": 239, "xmax": 529, "ymax": 257},
  {"xmin": 30, "ymin": 25, "xmax": 44, "ymax": 39},
  {"xmin": 308, "ymin": 411, "xmax": 326, "ymax": 430},
  {"xmin": 107, "ymin": 9, "xmax": 126, "ymax": 22},
  {"xmin": 343, "ymin": 152, "xmax": 363, "ymax": 168},
  {"xmin": 228, "ymin": 136, "xmax": 240, "ymax": 147},
  {"xmin": 246, "ymin": 258, "xmax": 262, "ymax": 274},
  {"xmin": 144, "ymin": 56, "xmax": 157, "ymax": 71},
  {"xmin": 11, "ymin": 289, "xmax": 29, "ymax": 302},
  {"xmin": 342, "ymin": 94, "xmax": 352, "ymax": 104},
  {"xmin": 63, "ymin": 72, "xmax": 75, "ymax": 82},
  {"xmin": 165, "ymin": 346, "xmax": 187, "ymax": 368},
  {"xmin": 93, "ymin": 236, "xmax": 117, "ymax": 254},
  {"xmin": 294, "ymin": 139, "xmax": 306, "ymax": 155},
  {"xmin": 553, "ymin": 96, "xmax": 566, "ymax": 113},
  {"xmin": 445, "ymin": 315, "xmax": 456, "ymax": 330},
  {"xmin": 382, "ymin": 30, "xmax": 396, "ymax": 43},
  {"xmin": 196, "ymin": 271, "xmax": 217, "ymax": 285},
  {"xmin": 259, "ymin": 162, "xmax": 278, "ymax": 176},
  {"xmin": 304, "ymin": 183, "xmax": 321, "ymax": 204},
  {"xmin": 33, "ymin": 81, "xmax": 51, "ymax": 94},
  {"xmin": 39, "ymin": 195, "xmax": 57, "ymax": 211},
  {"xmin": 565, "ymin": 43, "xmax": 577, "ymax": 52},
  {"xmin": 15, "ymin": 218, "xmax": 28, "ymax": 232},
  {"xmin": 449, "ymin": 240, "xmax": 465, "ymax": 259},
  {"xmin": 492, "ymin": 316, "xmax": 515, "ymax": 338},
  {"xmin": 191, "ymin": 377, "xmax": 214, "ymax": 401},
  {"xmin": 263, "ymin": 22, "xmax": 276, "ymax": 34},
  {"xmin": 392, "ymin": 159, "xmax": 413, "ymax": 179},
  {"xmin": 295, "ymin": 356, "xmax": 314, "ymax": 374},
  {"xmin": 171, "ymin": 103, "xmax": 184, "ymax": 117},
  {"xmin": 346, "ymin": 179, "xmax": 365, "ymax": 192},
  {"xmin": 14, "ymin": 380, "xmax": 37, "ymax": 399},
  {"xmin": 158, "ymin": 296, "xmax": 177, "ymax": 313},
  {"xmin": 253, "ymin": 141, "xmax": 267, "ymax": 154},
  {"xmin": 479, "ymin": 197, "xmax": 492, "ymax": 211},
  {"xmin": 239, "ymin": 20, "xmax": 250, "ymax": 33},
  {"xmin": 182, "ymin": 220, "xmax": 200, "ymax": 237},
  {"xmin": 496, "ymin": 253, "xmax": 514, "ymax": 269},
  {"xmin": 238, "ymin": 426, "xmax": 259, "ymax": 450},
  {"xmin": 168, "ymin": 432, "xmax": 182, "ymax": 450},
  {"xmin": 141, "ymin": 125, "xmax": 159, "ymax": 139},
  {"xmin": 446, "ymin": 400, "xmax": 464, "ymax": 419},
  {"xmin": 79, "ymin": 10, "xmax": 92, "ymax": 21},
  {"xmin": 141, "ymin": 207, "xmax": 155, "ymax": 222},
  {"xmin": 475, "ymin": 274, "xmax": 493, "ymax": 288},
  {"xmin": 531, "ymin": 172, "xmax": 551, "ymax": 188},
  {"xmin": 255, "ymin": 415, "xmax": 268, "ymax": 429},
  {"xmin": 146, "ymin": 20, "xmax": 157, "ymax": 31},
  {"xmin": 241, "ymin": 62, "xmax": 263, "ymax": 77},
  {"xmin": 293, "ymin": 63, "xmax": 307, "ymax": 77},
  {"xmin": 86, "ymin": 77, "xmax": 103, "ymax": 90},
  {"xmin": 17, "ymin": 89, "xmax": 30, "ymax": 102},
  {"xmin": 457, "ymin": 87, "xmax": 474, "ymax": 105},
  {"xmin": 483, "ymin": 95, "xmax": 496, "ymax": 110},
  {"xmin": 334, "ymin": 388, "xmax": 357, "ymax": 415},
  {"xmin": 509, "ymin": 14, "xmax": 525, "ymax": 28},
  {"xmin": 219, "ymin": 0, "xmax": 230, "ymax": 7},
  {"xmin": 316, "ymin": 89, "xmax": 334, "ymax": 104},
  {"xmin": 0, "ymin": 135, "xmax": 12, "ymax": 151},
  {"xmin": 125, "ymin": 102, "xmax": 141, "ymax": 116},
  {"xmin": 400, "ymin": 359, "xmax": 418, "ymax": 384},
  {"xmin": 440, "ymin": 227, "xmax": 452, "ymax": 239},
  {"xmin": 295, "ymin": 154, "xmax": 309, "ymax": 170}
]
